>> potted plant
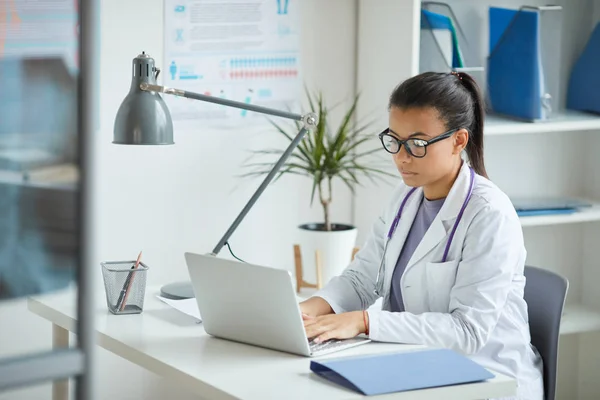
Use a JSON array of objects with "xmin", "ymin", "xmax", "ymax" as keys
[{"xmin": 242, "ymin": 90, "xmax": 395, "ymax": 286}]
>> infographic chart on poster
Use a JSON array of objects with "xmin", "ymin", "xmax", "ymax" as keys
[{"xmin": 164, "ymin": 0, "xmax": 301, "ymax": 129}]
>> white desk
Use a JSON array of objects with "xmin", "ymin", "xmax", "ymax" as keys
[{"xmin": 28, "ymin": 286, "xmax": 516, "ymax": 400}]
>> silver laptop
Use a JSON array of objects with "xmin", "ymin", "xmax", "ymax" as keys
[{"xmin": 184, "ymin": 252, "xmax": 370, "ymax": 357}]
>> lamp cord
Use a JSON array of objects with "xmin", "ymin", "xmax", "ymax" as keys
[{"xmin": 225, "ymin": 241, "xmax": 247, "ymax": 264}]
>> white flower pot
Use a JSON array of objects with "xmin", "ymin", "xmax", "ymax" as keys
[{"xmin": 296, "ymin": 223, "xmax": 358, "ymax": 289}]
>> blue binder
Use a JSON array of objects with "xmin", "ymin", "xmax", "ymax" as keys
[
  {"xmin": 516, "ymin": 208, "xmax": 576, "ymax": 217},
  {"xmin": 421, "ymin": 9, "xmax": 463, "ymax": 68},
  {"xmin": 567, "ymin": 22, "xmax": 600, "ymax": 114},
  {"xmin": 310, "ymin": 348, "xmax": 495, "ymax": 396},
  {"xmin": 488, "ymin": 7, "xmax": 544, "ymax": 121},
  {"xmin": 511, "ymin": 197, "xmax": 590, "ymax": 217}
]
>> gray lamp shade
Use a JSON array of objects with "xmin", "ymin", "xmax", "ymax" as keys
[{"xmin": 113, "ymin": 52, "xmax": 174, "ymax": 145}]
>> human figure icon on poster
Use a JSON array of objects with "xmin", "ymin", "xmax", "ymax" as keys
[
  {"xmin": 277, "ymin": 0, "xmax": 289, "ymax": 15},
  {"xmin": 169, "ymin": 61, "xmax": 177, "ymax": 80}
]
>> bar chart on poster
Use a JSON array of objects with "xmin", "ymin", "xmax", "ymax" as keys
[{"xmin": 163, "ymin": 0, "xmax": 302, "ymax": 129}]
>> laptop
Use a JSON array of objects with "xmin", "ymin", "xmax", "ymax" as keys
[{"xmin": 184, "ymin": 252, "xmax": 371, "ymax": 357}]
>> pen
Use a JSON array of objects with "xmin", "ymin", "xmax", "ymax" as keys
[{"xmin": 116, "ymin": 251, "xmax": 142, "ymax": 312}]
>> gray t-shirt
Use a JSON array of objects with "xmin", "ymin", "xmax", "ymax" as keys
[{"xmin": 389, "ymin": 196, "xmax": 446, "ymax": 312}]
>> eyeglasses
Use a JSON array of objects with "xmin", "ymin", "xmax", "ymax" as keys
[{"xmin": 378, "ymin": 128, "xmax": 458, "ymax": 158}]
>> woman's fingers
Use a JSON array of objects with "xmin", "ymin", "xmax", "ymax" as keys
[
  {"xmin": 305, "ymin": 323, "xmax": 323, "ymax": 339},
  {"xmin": 305, "ymin": 321, "xmax": 331, "ymax": 339},
  {"xmin": 304, "ymin": 312, "xmax": 359, "ymax": 344},
  {"xmin": 303, "ymin": 314, "xmax": 327, "ymax": 327},
  {"xmin": 302, "ymin": 313, "xmax": 314, "ymax": 321},
  {"xmin": 314, "ymin": 330, "xmax": 334, "ymax": 344}
]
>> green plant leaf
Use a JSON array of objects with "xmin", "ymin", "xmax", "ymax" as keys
[
  {"xmin": 344, "ymin": 167, "xmax": 360, "ymax": 185},
  {"xmin": 353, "ymin": 147, "xmax": 385, "ymax": 159},
  {"xmin": 312, "ymin": 93, "xmax": 327, "ymax": 167},
  {"xmin": 331, "ymin": 94, "xmax": 359, "ymax": 155},
  {"xmin": 338, "ymin": 174, "xmax": 356, "ymax": 194},
  {"xmin": 304, "ymin": 84, "xmax": 316, "ymax": 116},
  {"xmin": 273, "ymin": 168, "xmax": 311, "ymax": 182},
  {"xmin": 339, "ymin": 133, "xmax": 376, "ymax": 154},
  {"xmin": 309, "ymin": 169, "xmax": 324, "ymax": 207},
  {"xmin": 245, "ymin": 149, "xmax": 311, "ymax": 168}
]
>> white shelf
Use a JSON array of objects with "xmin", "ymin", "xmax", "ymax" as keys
[
  {"xmin": 560, "ymin": 304, "xmax": 600, "ymax": 335},
  {"xmin": 519, "ymin": 203, "xmax": 600, "ymax": 227},
  {"xmin": 485, "ymin": 110, "xmax": 600, "ymax": 136}
]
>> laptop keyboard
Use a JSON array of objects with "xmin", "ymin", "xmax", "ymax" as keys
[{"xmin": 308, "ymin": 337, "xmax": 369, "ymax": 354}]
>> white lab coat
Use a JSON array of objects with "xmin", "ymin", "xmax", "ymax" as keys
[{"xmin": 314, "ymin": 162, "xmax": 544, "ymax": 400}]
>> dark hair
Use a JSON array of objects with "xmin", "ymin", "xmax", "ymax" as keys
[{"xmin": 388, "ymin": 71, "xmax": 488, "ymax": 179}]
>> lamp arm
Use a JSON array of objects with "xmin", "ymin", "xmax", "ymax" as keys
[
  {"xmin": 140, "ymin": 82, "xmax": 319, "ymax": 257},
  {"xmin": 211, "ymin": 125, "xmax": 312, "ymax": 255},
  {"xmin": 140, "ymin": 83, "xmax": 304, "ymax": 122}
]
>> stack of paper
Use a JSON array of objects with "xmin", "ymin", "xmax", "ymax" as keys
[{"xmin": 157, "ymin": 296, "xmax": 202, "ymax": 321}]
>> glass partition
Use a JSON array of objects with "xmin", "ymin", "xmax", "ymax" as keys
[{"xmin": 0, "ymin": 0, "xmax": 80, "ymax": 300}]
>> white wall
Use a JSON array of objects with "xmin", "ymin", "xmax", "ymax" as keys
[{"xmin": 0, "ymin": 1, "xmax": 359, "ymax": 399}]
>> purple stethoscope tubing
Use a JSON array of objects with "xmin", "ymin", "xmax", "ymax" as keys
[{"xmin": 374, "ymin": 168, "xmax": 476, "ymax": 296}]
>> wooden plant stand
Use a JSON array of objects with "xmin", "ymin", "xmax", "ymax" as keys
[{"xmin": 293, "ymin": 244, "xmax": 359, "ymax": 293}]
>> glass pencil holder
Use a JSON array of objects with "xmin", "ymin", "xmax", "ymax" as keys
[{"xmin": 101, "ymin": 260, "xmax": 149, "ymax": 315}]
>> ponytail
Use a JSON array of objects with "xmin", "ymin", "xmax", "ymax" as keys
[{"xmin": 457, "ymin": 73, "xmax": 488, "ymax": 179}]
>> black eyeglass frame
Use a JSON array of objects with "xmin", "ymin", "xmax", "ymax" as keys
[{"xmin": 378, "ymin": 128, "xmax": 459, "ymax": 158}]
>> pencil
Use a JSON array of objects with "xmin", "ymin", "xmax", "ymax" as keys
[{"xmin": 119, "ymin": 251, "xmax": 143, "ymax": 312}]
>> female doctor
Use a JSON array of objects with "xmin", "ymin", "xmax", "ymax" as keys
[{"xmin": 300, "ymin": 71, "xmax": 544, "ymax": 400}]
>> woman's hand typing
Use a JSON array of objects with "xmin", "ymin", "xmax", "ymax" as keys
[
  {"xmin": 303, "ymin": 311, "xmax": 369, "ymax": 343},
  {"xmin": 299, "ymin": 296, "xmax": 333, "ymax": 318}
]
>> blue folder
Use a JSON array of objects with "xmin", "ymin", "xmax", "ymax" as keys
[
  {"xmin": 567, "ymin": 22, "xmax": 600, "ymax": 114},
  {"xmin": 488, "ymin": 7, "xmax": 544, "ymax": 120},
  {"xmin": 516, "ymin": 208, "xmax": 576, "ymax": 217},
  {"xmin": 310, "ymin": 348, "xmax": 495, "ymax": 396},
  {"xmin": 421, "ymin": 9, "xmax": 463, "ymax": 68},
  {"xmin": 511, "ymin": 197, "xmax": 590, "ymax": 217}
]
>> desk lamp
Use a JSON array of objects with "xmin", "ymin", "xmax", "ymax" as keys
[{"xmin": 113, "ymin": 52, "xmax": 317, "ymax": 300}]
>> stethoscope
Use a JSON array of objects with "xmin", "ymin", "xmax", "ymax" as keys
[{"xmin": 374, "ymin": 167, "xmax": 475, "ymax": 296}]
